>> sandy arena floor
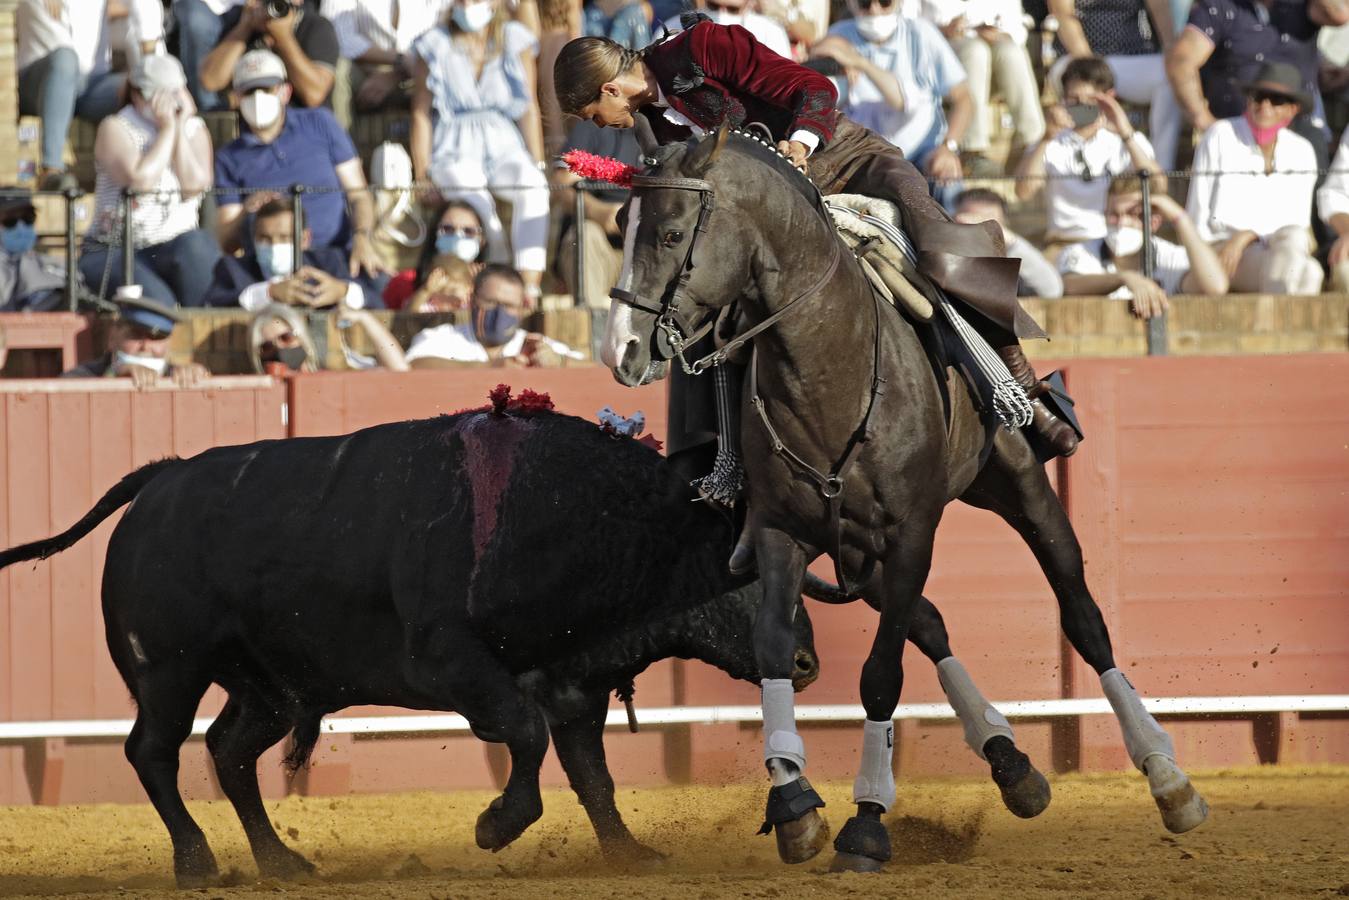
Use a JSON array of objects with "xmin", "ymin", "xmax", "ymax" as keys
[{"xmin": 0, "ymin": 767, "xmax": 1346, "ymax": 898}]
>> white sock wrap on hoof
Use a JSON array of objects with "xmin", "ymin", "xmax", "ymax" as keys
[
  {"xmin": 937, "ymin": 657, "xmax": 1014, "ymax": 761},
  {"xmin": 1100, "ymin": 667, "xmax": 1175, "ymax": 771},
  {"xmin": 852, "ymin": 718, "xmax": 897, "ymax": 811},
  {"xmin": 762, "ymin": 678, "xmax": 806, "ymax": 772}
]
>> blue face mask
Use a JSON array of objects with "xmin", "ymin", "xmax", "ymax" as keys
[
  {"xmin": 474, "ymin": 304, "xmax": 520, "ymax": 347},
  {"xmin": 2, "ymin": 221, "xmax": 36, "ymax": 255},
  {"xmin": 435, "ymin": 232, "xmax": 481, "ymax": 262}
]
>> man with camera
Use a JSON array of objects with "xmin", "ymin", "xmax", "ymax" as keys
[{"xmin": 198, "ymin": 0, "xmax": 340, "ymax": 109}]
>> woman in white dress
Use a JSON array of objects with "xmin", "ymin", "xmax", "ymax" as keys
[{"xmin": 410, "ymin": 0, "xmax": 548, "ymax": 296}]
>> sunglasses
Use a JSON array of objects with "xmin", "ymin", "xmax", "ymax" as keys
[
  {"xmin": 1, "ymin": 209, "xmax": 36, "ymax": 228},
  {"xmin": 437, "ymin": 224, "xmax": 482, "ymax": 238},
  {"xmin": 260, "ymin": 332, "xmax": 299, "ymax": 355},
  {"xmin": 1248, "ymin": 89, "xmax": 1297, "ymax": 107},
  {"xmin": 705, "ymin": 0, "xmax": 743, "ymax": 10},
  {"xmin": 854, "ymin": 0, "xmax": 897, "ymax": 9}
]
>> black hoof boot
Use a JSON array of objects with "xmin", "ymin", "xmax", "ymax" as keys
[
  {"xmin": 985, "ymin": 735, "xmax": 1052, "ymax": 819},
  {"xmin": 828, "ymin": 808, "xmax": 890, "ymax": 873},
  {"xmin": 759, "ymin": 777, "xmax": 829, "ymax": 864}
]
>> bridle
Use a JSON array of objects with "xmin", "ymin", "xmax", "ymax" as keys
[{"xmin": 608, "ymin": 172, "xmax": 841, "ymax": 376}]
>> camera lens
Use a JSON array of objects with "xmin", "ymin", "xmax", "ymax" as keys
[{"xmin": 265, "ymin": 0, "xmax": 291, "ymax": 18}]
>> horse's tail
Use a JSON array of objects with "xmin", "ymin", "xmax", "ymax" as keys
[
  {"xmin": 284, "ymin": 716, "xmax": 323, "ymax": 774},
  {"xmin": 801, "ymin": 573, "xmax": 854, "ymax": 605},
  {"xmin": 0, "ymin": 457, "xmax": 181, "ymax": 570}
]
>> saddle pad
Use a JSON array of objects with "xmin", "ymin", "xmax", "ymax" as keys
[{"xmin": 827, "ymin": 194, "xmax": 935, "ymax": 322}]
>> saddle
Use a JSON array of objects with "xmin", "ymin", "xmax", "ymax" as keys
[{"xmin": 826, "ymin": 194, "xmax": 936, "ymax": 324}]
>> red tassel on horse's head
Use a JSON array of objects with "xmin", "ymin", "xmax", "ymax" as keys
[{"xmin": 562, "ymin": 150, "xmax": 639, "ymax": 188}]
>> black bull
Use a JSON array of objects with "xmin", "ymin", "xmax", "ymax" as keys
[{"xmin": 0, "ymin": 407, "xmax": 825, "ymax": 885}]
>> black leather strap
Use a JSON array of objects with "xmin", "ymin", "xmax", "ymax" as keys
[{"xmin": 757, "ymin": 776, "xmax": 826, "ymax": 835}]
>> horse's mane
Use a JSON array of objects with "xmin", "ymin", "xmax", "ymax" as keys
[{"xmin": 717, "ymin": 128, "xmax": 830, "ymax": 218}]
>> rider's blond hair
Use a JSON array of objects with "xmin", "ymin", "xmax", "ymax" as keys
[{"xmin": 554, "ymin": 36, "xmax": 643, "ymax": 116}]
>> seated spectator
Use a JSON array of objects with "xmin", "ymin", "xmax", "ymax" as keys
[
  {"xmin": 814, "ymin": 0, "xmax": 971, "ymax": 210},
  {"xmin": 1318, "ymin": 125, "xmax": 1349, "ymax": 290},
  {"xmin": 62, "ymin": 284, "xmax": 211, "ymax": 387},
  {"xmin": 382, "ymin": 199, "xmax": 488, "ymax": 309},
  {"xmin": 411, "ymin": 0, "xmax": 548, "ymax": 296},
  {"xmin": 553, "ymin": 120, "xmax": 639, "ymax": 309},
  {"xmin": 199, "ymin": 0, "xmax": 340, "ymax": 109},
  {"xmin": 0, "ymin": 187, "xmax": 68, "ymax": 311},
  {"xmin": 665, "ymin": 3, "xmax": 792, "ymax": 59},
  {"xmin": 405, "ymin": 255, "xmax": 474, "ymax": 312},
  {"xmin": 16, "ymin": 0, "xmax": 162, "ymax": 190},
  {"xmin": 584, "ymin": 0, "xmax": 650, "ymax": 49},
  {"xmin": 171, "ymin": 0, "xmax": 245, "ymax": 110},
  {"xmin": 904, "ymin": 0, "xmax": 1044, "ymax": 177},
  {"xmin": 1058, "ymin": 178, "xmax": 1228, "ymax": 319},
  {"xmin": 78, "ymin": 55, "xmax": 222, "ymax": 308},
  {"xmin": 1186, "ymin": 63, "xmax": 1322, "ymax": 295},
  {"xmin": 204, "ymin": 198, "xmax": 382, "ymax": 309},
  {"xmin": 248, "ymin": 301, "xmax": 409, "ymax": 372},
  {"xmin": 214, "ymin": 50, "xmax": 385, "ymax": 278},
  {"xmin": 952, "ymin": 188, "xmax": 1063, "ymax": 298},
  {"xmin": 757, "ymin": 0, "xmax": 831, "ymax": 55},
  {"xmin": 1015, "ymin": 56, "xmax": 1164, "ymax": 261},
  {"xmin": 325, "ymin": 0, "xmax": 452, "ymax": 115},
  {"xmin": 404, "ymin": 264, "xmax": 582, "ymax": 366},
  {"xmin": 1048, "ymin": 0, "xmax": 1182, "ymax": 171}
]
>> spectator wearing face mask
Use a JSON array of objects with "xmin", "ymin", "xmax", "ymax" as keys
[
  {"xmin": 1014, "ymin": 56, "xmax": 1164, "ymax": 265},
  {"xmin": 952, "ymin": 188, "xmax": 1062, "ymax": 298},
  {"xmin": 403, "ymin": 263, "xmax": 583, "ymax": 367},
  {"xmin": 1186, "ymin": 62, "xmax": 1322, "ymax": 295},
  {"xmin": 382, "ymin": 200, "xmax": 487, "ymax": 309},
  {"xmin": 199, "ymin": 0, "xmax": 340, "ymax": 109},
  {"xmin": 0, "ymin": 188, "xmax": 68, "ymax": 312},
  {"xmin": 214, "ymin": 50, "xmax": 387, "ymax": 280},
  {"xmin": 665, "ymin": 1, "xmax": 792, "ymax": 59},
  {"xmin": 203, "ymin": 198, "xmax": 382, "ymax": 308},
  {"xmin": 62, "ymin": 285, "xmax": 211, "ymax": 387},
  {"xmin": 812, "ymin": 0, "xmax": 972, "ymax": 210},
  {"xmin": 1057, "ymin": 177, "xmax": 1228, "ymax": 319},
  {"xmin": 249, "ymin": 301, "xmax": 408, "ymax": 372}
]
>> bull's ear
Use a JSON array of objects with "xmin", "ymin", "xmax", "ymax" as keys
[
  {"xmin": 633, "ymin": 113, "xmax": 660, "ymax": 159},
  {"xmin": 684, "ymin": 126, "xmax": 730, "ymax": 177}
]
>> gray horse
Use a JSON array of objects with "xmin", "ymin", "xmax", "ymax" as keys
[{"xmin": 601, "ymin": 127, "xmax": 1208, "ymax": 872}]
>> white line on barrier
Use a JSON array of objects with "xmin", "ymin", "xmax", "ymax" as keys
[{"xmin": 1, "ymin": 695, "xmax": 1346, "ymax": 742}]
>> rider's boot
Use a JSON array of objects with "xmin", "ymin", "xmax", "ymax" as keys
[
  {"xmin": 729, "ymin": 527, "xmax": 756, "ymax": 575},
  {"xmin": 996, "ymin": 343, "xmax": 1079, "ymax": 458}
]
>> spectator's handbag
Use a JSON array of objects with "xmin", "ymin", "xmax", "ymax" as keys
[{"xmin": 370, "ymin": 141, "xmax": 426, "ymax": 271}]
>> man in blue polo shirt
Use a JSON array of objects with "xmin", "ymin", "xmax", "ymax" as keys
[{"xmin": 214, "ymin": 49, "xmax": 386, "ymax": 278}]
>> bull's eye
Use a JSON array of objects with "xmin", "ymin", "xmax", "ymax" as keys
[{"xmin": 662, "ymin": 230, "xmax": 684, "ymax": 248}]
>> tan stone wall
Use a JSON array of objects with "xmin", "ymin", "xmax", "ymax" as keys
[{"xmin": 0, "ymin": 0, "xmax": 18, "ymax": 184}]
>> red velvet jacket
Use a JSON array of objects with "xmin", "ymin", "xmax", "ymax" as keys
[{"xmin": 640, "ymin": 21, "xmax": 839, "ymax": 148}]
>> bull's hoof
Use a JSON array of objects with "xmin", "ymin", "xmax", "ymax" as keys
[
  {"xmin": 475, "ymin": 794, "xmax": 539, "ymax": 851},
  {"xmin": 828, "ymin": 814, "xmax": 890, "ymax": 872},
  {"xmin": 1145, "ymin": 755, "xmax": 1208, "ymax": 834},
  {"xmin": 257, "ymin": 845, "xmax": 317, "ymax": 880},
  {"xmin": 998, "ymin": 767, "xmax": 1052, "ymax": 819},
  {"xmin": 774, "ymin": 807, "xmax": 831, "ymax": 864},
  {"xmin": 173, "ymin": 841, "xmax": 220, "ymax": 889}
]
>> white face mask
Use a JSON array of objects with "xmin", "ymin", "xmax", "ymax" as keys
[
  {"xmin": 711, "ymin": 8, "xmax": 745, "ymax": 25},
  {"xmin": 1104, "ymin": 224, "xmax": 1145, "ymax": 258},
  {"xmin": 855, "ymin": 13, "xmax": 899, "ymax": 43},
  {"xmin": 113, "ymin": 350, "xmax": 168, "ymax": 376},
  {"xmin": 257, "ymin": 240, "xmax": 296, "ymax": 279},
  {"xmin": 453, "ymin": 0, "xmax": 495, "ymax": 32},
  {"xmin": 240, "ymin": 90, "xmax": 282, "ymax": 130}
]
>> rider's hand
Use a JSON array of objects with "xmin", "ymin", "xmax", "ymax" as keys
[{"xmin": 775, "ymin": 140, "xmax": 810, "ymax": 173}]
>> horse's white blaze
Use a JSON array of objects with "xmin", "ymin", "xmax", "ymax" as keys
[
  {"xmin": 937, "ymin": 656, "xmax": 1015, "ymax": 759},
  {"xmin": 853, "ymin": 719, "xmax": 896, "ymax": 810},
  {"xmin": 762, "ymin": 677, "xmax": 805, "ymax": 785},
  {"xmin": 602, "ymin": 196, "xmax": 644, "ymax": 370}
]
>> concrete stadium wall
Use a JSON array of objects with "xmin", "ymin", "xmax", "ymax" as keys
[{"xmin": 0, "ymin": 356, "xmax": 1345, "ymax": 806}]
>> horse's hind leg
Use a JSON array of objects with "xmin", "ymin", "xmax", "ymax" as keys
[
  {"xmin": 909, "ymin": 597, "xmax": 1051, "ymax": 818},
  {"xmin": 206, "ymin": 695, "xmax": 315, "ymax": 879},
  {"xmin": 962, "ymin": 435, "xmax": 1208, "ymax": 834},
  {"xmin": 124, "ymin": 666, "xmax": 219, "ymax": 886}
]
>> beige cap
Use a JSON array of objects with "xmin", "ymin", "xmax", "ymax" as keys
[{"xmin": 232, "ymin": 49, "xmax": 288, "ymax": 93}]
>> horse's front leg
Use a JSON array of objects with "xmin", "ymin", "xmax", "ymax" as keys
[
  {"xmin": 754, "ymin": 527, "xmax": 830, "ymax": 864},
  {"xmin": 829, "ymin": 525, "xmax": 936, "ymax": 873}
]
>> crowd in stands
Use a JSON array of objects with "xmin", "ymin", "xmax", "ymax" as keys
[{"xmin": 4, "ymin": 0, "xmax": 1349, "ymax": 386}]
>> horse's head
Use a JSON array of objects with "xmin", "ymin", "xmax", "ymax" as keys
[{"xmin": 602, "ymin": 126, "xmax": 759, "ymax": 386}]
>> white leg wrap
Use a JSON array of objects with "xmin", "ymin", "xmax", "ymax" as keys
[
  {"xmin": 1101, "ymin": 668, "xmax": 1175, "ymax": 772},
  {"xmin": 937, "ymin": 657, "xmax": 1014, "ymax": 761},
  {"xmin": 762, "ymin": 678, "xmax": 806, "ymax": 774},
  {"xmin": 852, "ymin": 719, "xmax": 897, "ymax": 811}
]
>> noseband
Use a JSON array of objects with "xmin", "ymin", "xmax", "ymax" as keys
[{"xmin": 608, "ymin": 172, "xmax": 841, "ymax": 376}]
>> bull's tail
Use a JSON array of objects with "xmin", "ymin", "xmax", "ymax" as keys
[
  {"xmin": 284, "ymin": 716, "xmax": 323, "ymax": 774},
  {"xmin": 801, "ymin": 573, "xmax": 852, "ymax": 604},
  {"xmin": 0, "ymin": 457, "xmax": 181, "ymax": 570}
]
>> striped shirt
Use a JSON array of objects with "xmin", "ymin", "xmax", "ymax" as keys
[
  {"xmin": 322, "ymin": 0, "xmax": 453, "ymax": 60},
  {"xmin": 89, "ymin": 107, "xmax": 207, "ymax": 249}
]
